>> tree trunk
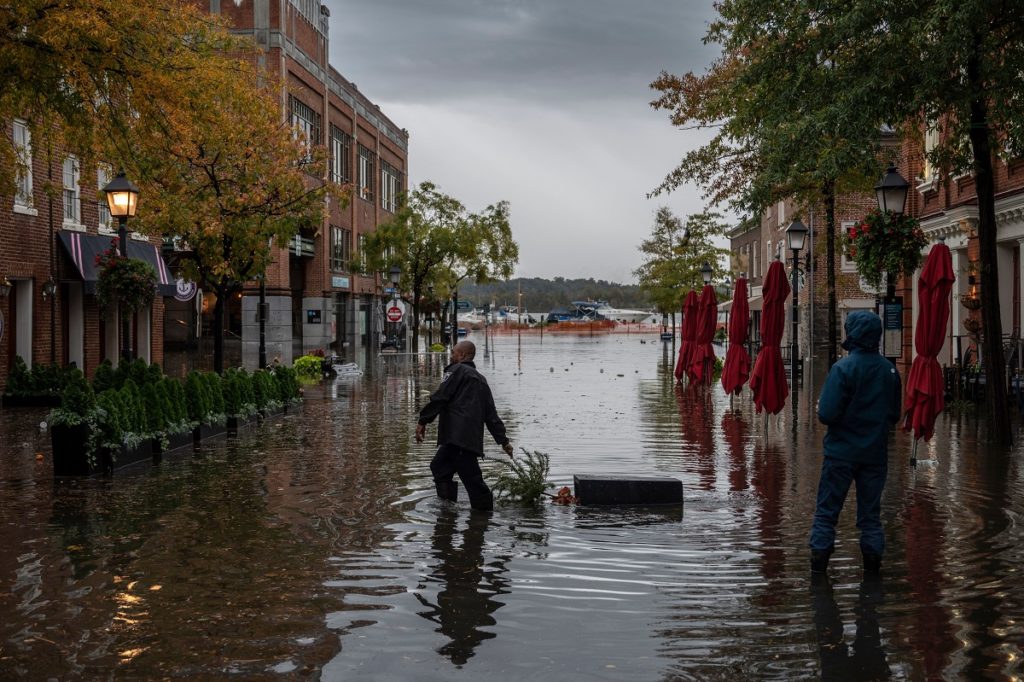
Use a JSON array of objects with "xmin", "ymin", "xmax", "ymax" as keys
[
  {"xmin": 968, "ymin": 47, "xmax": 1012, "ymax": 445},
  {"xmin": 213, "ymin": 285, "xmax": 226, "ymax": 374},
  {"xmin": 823, "ymin": 179, "xmax": 838, "ymax": 367}
]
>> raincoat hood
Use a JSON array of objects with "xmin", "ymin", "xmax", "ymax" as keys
[{"xmin": 841, "ymin": 310, "xmax": 882, "ymax": 352}]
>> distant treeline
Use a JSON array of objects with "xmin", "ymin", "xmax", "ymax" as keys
[{"xmin": 455, "ymin": 277, "xmax": 649, "ymax": 313}]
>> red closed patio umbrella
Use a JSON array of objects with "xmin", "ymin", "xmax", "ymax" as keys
[
  {"xmin": 674, "ymin": 290, "xmax": 699, "ymax": 382},
  {"xmin": 688, "ymin": 284, "xmax": 718, "ymax": 384},
  {"xmin": 903, "ymin": 242, "xmax": 955, "ymax": 462},
  {"xmin": 721, "ymin": 277, "xmax": 751, "ymax": 395},
  {"xmin": 749, "ymin": 259, "xmax": 791, "ymax": 415}
]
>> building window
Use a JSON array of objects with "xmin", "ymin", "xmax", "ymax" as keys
[
  {"xmin": 922, "ymin": 123, "xmax": 940, "ymax": 183},
  {"xmin": 356, "ymin": 234, "xmax": 367, "ymax": 274},
  {"xmin": 840, "ymin": 221, "xmax": 858, "ymax": 272},
  {"xmin": 329, "ymin": 126, "xmax": 351, "ymax": 185},
  {"xmin": 62, "ymin": 156, "xmax": 81, "ymax": 227},
  {"xmin": 97, "ymin": 164, "xmax": 114, "ymax": 232},
  {"xmin": 289, "ymin": 95, "xmax": 321, "ymax": 151},
  {"xmin": 358, "ymin": 145, "xmax": 375, "ymax": 201},
  {"xmin": 331, "ymin": 225, "xmax": 351, "ymax": 272},
  {"xmin": 12, "ymin": 119, "xmax": 33, "ymax": 210},
  {"xmin": 380, "ymin": 160, "xmax": 402, "ymax": 213},
  {"xmin": 778, "ymin": 201, "xmax": 786, "ymax": 225}
]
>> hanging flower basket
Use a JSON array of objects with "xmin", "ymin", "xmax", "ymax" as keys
[
  {"xmin": 843, "ymin": 209, "xmax": 928, "ymax": 290},
  {"xmin": 963, "ymin": 317, "xmax": 983, "ymax": 335},
  {"xmin": 961, "ymin": 296, "xmax": 983, "ymax": 311},
  {"xmin": 95, "ymin": 238, "xmax": 157, "ymax": 318}
]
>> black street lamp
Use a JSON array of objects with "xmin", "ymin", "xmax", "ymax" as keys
[
  {"xmin": 102, "ymin": 171, "xmax": 140, "ymax": 363},
  {"xmin": 874, "ymin": 163, "xmax": 910, "ymax": 216},
  {"xmin": 700, "ymin": 261, "xmax": 713, "ymax": 286},
  {"xmin": 786, "ymin": 219, "xmax": 808, "ymax": 390},
  {"xmin": 388, "ymin": 265, "xmax": 401, "ymax": 349},
  {"xmin": 427, "ymin": 284, "xmax": 434, "ymax": 350}
]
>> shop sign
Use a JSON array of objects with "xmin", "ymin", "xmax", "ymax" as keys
[
  {"xmin": 332, "ymin": 276, "xmax": 350, "ymax": 289},
  {"xmin": 174, "ymin": 278, "xmax": 198, "ymax": 302}
]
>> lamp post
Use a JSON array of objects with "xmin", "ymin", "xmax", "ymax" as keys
[
  {"xmin": 874, "ymin": 163, "xmax": 910, "ymax": 360},
  {"xmin": 786, "ymin": 219, "xmax": 809, "ymax": 389},
  {"xmin": 700, "ymin": 261, "xmax": 713, "ymax": 286},
  {"xmin": 101, "ymin": 172, "xmax": 140, "ymax": 364}
]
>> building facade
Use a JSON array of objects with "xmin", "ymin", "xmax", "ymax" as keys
[
  {"xmin": 1, "ymin": 0, "xmax": 408, "ymax": 390},
  {"xmin": 190, "ymin": 0, "xmax": 409, "ymax": 367},
  {"xmin": 0, "ymin": 130, "xmax": 172, "ymax": 387}
]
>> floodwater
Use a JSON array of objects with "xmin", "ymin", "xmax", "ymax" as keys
[{"xmin": 1, "ymin": 332, "xmax": 1022, "ymax": 680}]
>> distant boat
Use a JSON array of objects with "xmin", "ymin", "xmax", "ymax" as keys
[{"xmin": 570, "ymin": 301, "xmax": 654, "ymax": 324}]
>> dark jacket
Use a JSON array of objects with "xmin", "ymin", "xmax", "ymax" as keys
[
  {"xmin": 418, "ymin": 360, "xmax": 509, "ymax": 456},
  {"xmin": 817, "ymin": 311, "xmax": 902, "ymax": 464}
]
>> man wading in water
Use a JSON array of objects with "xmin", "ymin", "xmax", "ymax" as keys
[{"xmin": 416, "ymin": 340, "xmax": 514, "ymax": 510}]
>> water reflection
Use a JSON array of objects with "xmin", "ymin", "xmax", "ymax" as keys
[
  {"xmin": 811, "ymin": 574, "xmax": 889, "ymax": 681},
  {"xmin": 414, "ymin": 509, "xmax": 511, "ymax": 666},
  {"xmin": 2, "ymin": 335, "xmax": 1024, "ymax": 679}
]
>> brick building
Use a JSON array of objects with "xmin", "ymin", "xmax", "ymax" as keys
[
  {"xmin": 184, "ymin": 0, "xmax": 409, "ymax": 367},
  {"xmin": 1, "ymin": 1, "xmax": 409, "ymax": 390},
  {"xmin": 897, "ymin": 127, "xmax": 1024, "ymax": 374},
  {"xmin": 0, "ymin": 127, "xmax": 173, "ymax": 389}
]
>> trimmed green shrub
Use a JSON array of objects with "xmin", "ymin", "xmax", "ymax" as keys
[
  {"xmin": 273, "ymin": 365, "xmax": 300, "ymax": 402},
  {"xmin": 96, "ymin": 389, "xmax": 126, "ymax": 448},
  {"xmin": 293, "ymin": 355, "xmax": 322, "ymax": 381},
  {"xmin": 127, "ymin": 358, "xmax": 149, "ymax": 388},
  {"xmin": 185, "ymin": 371, "xmax": 210, "ymax": 424},
  {"xmin": 5, "ymin": 356, "xmax": 33, "ymax": 395},
  {"xmin": 121, "ymin": 379, "xmax": 147, "ymax": 435},
  {"xmin": 205, "ymin": 372, "xmax": 225, "ymax": 416},
  {"xmin": 140, "ymin": 382, "xmax": 166, "ymax": 435},
  {"xmin": 162, "ymin": 378, "xmax": 187, "ymax": 429},
  {"xmin": 146, "ymin": 362, "xmax": 163, "ymax": 385},
  {"xmin": 92, "ymin": 360, "xmax": 120, "ymax": 393},
  {"xmin": 252, "ymin": 370, "xmax": 279, "ymax": 409},
  {"xmin": 59, "ymin": 369, "xmax": 96, "ymax": 419}
]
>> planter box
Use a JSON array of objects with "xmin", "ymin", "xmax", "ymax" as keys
[
  {"xmin": 226, "ymin": 414, "xmax": 257, "ymax": 433},
  {"xmin": 152, "ymin": 430, "xmax": 194, "ymax": 456},
  {"xmin": 52, "ymin": 425, "xmax": 156, "ymax": 476},
  {"xmin": 573, "ymin": 474, "xmax": 683, "ymax": 506},
  {"xmin": 52, "ymin": 423, "xmax": 100, "ymax": 476},
  {"xmin": 193, "ymin": 422, "xmax": 227, "ymax": 444},
  {"xmin": 106, "ymin": 440, "xmax": 155, "ymax": 472},
  {"xmin": 3, "ymin": 394, "xmax": 62, "ymax": 408}
]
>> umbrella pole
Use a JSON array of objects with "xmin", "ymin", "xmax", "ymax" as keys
[{"xmin": 910, "ymin": 437, "xmax": 918, "ymax": 466}]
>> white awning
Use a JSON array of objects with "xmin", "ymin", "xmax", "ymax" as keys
[{"xmin": 718, "ymin": 296, "xmax": 763, "ymax": 312}]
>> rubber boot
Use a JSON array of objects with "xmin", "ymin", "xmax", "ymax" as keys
[
  {"xmin": 435, "ymin": 478, "xmax": 458, "ymax": 503},
  {"xmin": 811, "ymin": 547, "xmax": 833, "ymax": 574},
  {"xmin": 862, "ymin": 553, "xmax": 882, "ymax": 575}
]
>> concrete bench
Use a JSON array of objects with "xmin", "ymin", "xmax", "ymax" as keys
[{"xmin": 574, "ymin": 474, "xmax": 683, "ymax": 506}]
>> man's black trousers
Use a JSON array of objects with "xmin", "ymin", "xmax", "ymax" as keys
[{"xmin": 430, "ymin": 444, "xmax": 493, "ymax": 511}]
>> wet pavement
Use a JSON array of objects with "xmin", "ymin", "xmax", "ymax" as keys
[{"xmin": 1, "ymin": 333, "xmax": 1022, "ymax": 679}]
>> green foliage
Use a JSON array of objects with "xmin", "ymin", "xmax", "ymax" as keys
[
  {"xmin": 205, "ymin": 372, "xmax": 226, "ymax": 416},
  {"xmin": 221, "ymin": 368, "xmax": 256, "ymax": 417},
  {"xmin": 185, "ymin": 371, "xmax": 210, "ymax": 424},
  {"xmin": 3, "ymin": 358, "xmax": 70, "ymax": 397},
  {"xmin": 141, "ymin": 381, "xmax": 168, "ymax": 434},
  {"xmin": 634, "ymin": 208, "xmax": 731, "ymax": 315},
  {"xmin": 95, "ymin": 243, "xmax": 158, "ymax": 317},
  {"xmin": 252, "ymin": 370, "xmax": 279, "ymax": 410},
  {"xmin": 492, "ymin": 449, "xmax": 552, "ymax": 506},
  {"xmin": 4, "ymin": 356, "xmax": 33, "ymax": 395},
  {"xmin": 127, "ymin": 359, "xmax": 149, "ymax": 388},
  {"xmin": 273, "ymin": 364, "xmax": 300, "ymax": 402},
  {"xmin": 58, "ymin": 369, "xmax": 96, "ymax": 419},
  {"xmin": 429, "ymin": 343, "xmax": 446, "ymax": 352},
  {"xmin": 162, "ymin": 378, "xmax": 188, "ymax": 430},
  {"xmin": 92, "ymin": 360, "xmax": 120, "ymax": 393},
  {"xmin": 843, "ymin": 210, "xmax": 928, "ymax": 290},
  {"xmin": 96, "ymin": 389, "xmax": 127, "ymax": 448},
  {"xmin": 293, "ymin": 355, "xmax": 323, "ymax": 382},
  {"xmin": 121, "ymin": 380, "xmax": 146, "ymax": 435}
]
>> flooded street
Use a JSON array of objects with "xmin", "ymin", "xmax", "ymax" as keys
[{"xmin": 1, "ymin": 332, "xmax": 1023, "ymax": 680}]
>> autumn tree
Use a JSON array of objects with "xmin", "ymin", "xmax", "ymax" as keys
[
  {"xmin": 359, "ymin": 181, "xmax": 518, "ymax": 351},
  {"xmin": 0, "ymin": 0, "xmax": 239, "ymax": 194},
  {"xmin": 108, "ymin": 58, "xmax": 335, "ymax": 373}
]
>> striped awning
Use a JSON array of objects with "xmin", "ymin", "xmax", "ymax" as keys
[{"xmin": 58, "ymin": 231, "xmax": 176, "ymax": 296}]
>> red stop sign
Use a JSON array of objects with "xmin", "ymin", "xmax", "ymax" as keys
[{"xmin": 386, "ymin": 306, "xmax": 403, "ymax": 322}]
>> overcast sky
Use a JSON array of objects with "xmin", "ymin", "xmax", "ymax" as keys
[{"xmin": 324, "ymin": 0, "xmax": 724, "ymax": 283}]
